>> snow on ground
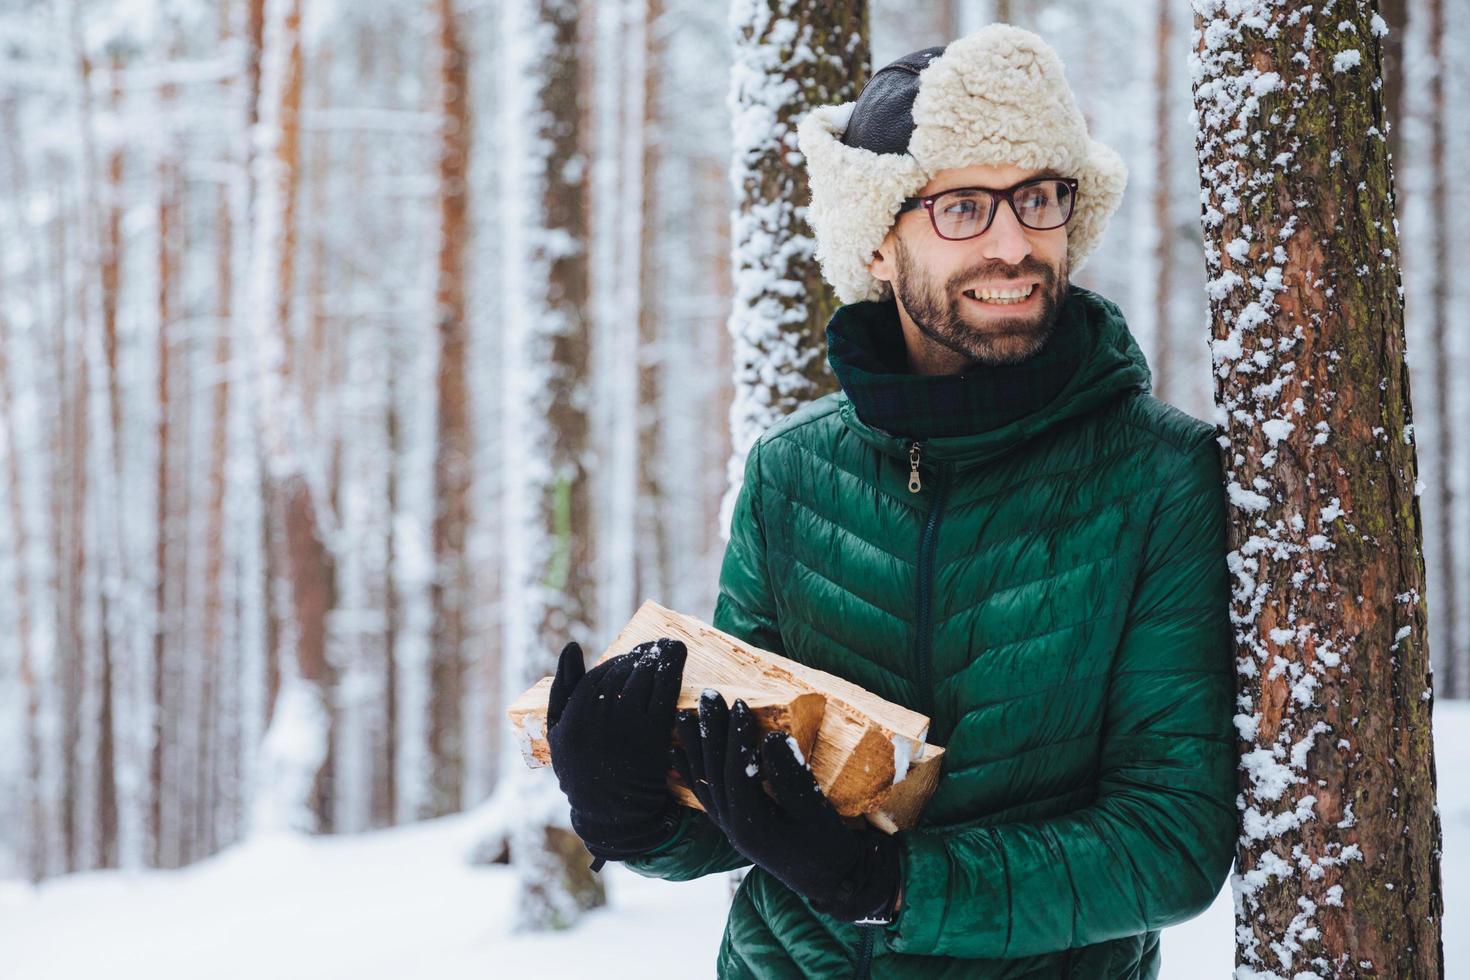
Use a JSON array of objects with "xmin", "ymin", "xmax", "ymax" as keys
[{"xmin": 3, "ymin": 702, "xmax": 1466, "ymax": 979}]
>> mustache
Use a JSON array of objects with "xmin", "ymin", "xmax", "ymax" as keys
[{"xmin": 947, "ymin": 257, "xmax": 1056, "ymax": 293}]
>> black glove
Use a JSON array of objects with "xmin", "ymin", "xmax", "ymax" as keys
[
  {"xmin": 672, "ymin": 691, "xmax": 902, "ymax": 924},
  {"xmin": 546, "ymin": 637, "xmax": 689, "ymax": 867}
]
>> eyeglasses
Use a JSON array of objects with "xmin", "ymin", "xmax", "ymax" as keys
[{"xmin": 896, "ymin": 177, "xmax": 1079, "ymax": 240}]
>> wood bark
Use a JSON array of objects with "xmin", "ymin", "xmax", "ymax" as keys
[
  {"xmin": 1150, "ymin": 0, "xmax": 1174, "ymax": 403},
  {"xmin": 1425, "ymin": 0, "xmax": 1458, "ymax": 700},
  {"xmin": 725, "ymin": 3, "xmax": 867, "ymax": 475},
  {"xmin": 634, "ymin": 0, "xmax": 668, "ymax": 610},
  {"xmin": 153, "ymin": 68, "xmax": 178, "ymax": 867},
  {"xmin": 252, "ymin": 0, "xmax": 338, "ymax": 834},
  {"xmin": 1378, "ymin": 0, "xmax": 1407, "ymax": 166},
  {"xmin": 202, "ymin": 0, "xmax": 239, "ymax": 855},
  {"xmin": 1191, "ymin": 3, "xmax": 1445, "ymax": 975},
  {"xmin": 0, "ymin": 235, "xmax": 44, "ymax": 881},
  {"xmin": 508, "ymin": 601, "xmax": 945, "ymax": 833},
  {"xmin": 500, "ymin": 0, "xmax": 604, "ymax": 927},
  {"xmin": 427, "ymin": 0, "xmax": 472, "ymax": 817}
]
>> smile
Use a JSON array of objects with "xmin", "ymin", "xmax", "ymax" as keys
[{"xmin": 961, "ymin": 283, "xmax": 1038, "ymax": 306}]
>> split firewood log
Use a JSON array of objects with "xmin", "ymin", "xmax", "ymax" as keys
[{"xmin": 507, "ymin": 600, "xmax": 946, "ymax": 833}]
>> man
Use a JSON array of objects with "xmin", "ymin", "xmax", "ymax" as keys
[{"xmin": 544, "ymin": 25, "xmax": 1235, "ymax": 978}]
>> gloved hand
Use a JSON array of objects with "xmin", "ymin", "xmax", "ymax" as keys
[
  {"xmin": 545, "ymin": 637, "xmax": 689, "ymax": 867},
  {"xmin": 672, "ymin": 691, "xmax": 902, "ymax": 924}
]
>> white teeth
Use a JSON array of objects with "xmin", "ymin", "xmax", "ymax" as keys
[{"xmin": 965, "ymin": 284, "xmax": 1034, "ymax": 304}]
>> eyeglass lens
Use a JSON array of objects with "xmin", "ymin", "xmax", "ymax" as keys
[{"xmin": 931, "ymin": 180, "xmax": 1075, "ymax": 239}]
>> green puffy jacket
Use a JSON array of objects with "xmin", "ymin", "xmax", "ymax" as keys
[{"xmin": 627, "ymin": 288, "xmax": 1237, "ymax": 978}]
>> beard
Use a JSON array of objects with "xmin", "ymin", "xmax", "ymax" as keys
[{"xmin": 892, "ymin": 238, "xmax": 1069, "ymax": 368}]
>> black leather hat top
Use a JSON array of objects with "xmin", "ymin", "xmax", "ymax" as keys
[{"xmin": 840, "ymin": 46, "xmax": 947, "ymax": 155}]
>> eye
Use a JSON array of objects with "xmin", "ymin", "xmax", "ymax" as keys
[
  {"xmin": 940, "ymin": 192, "xmax": 988, "ymax": 216},
  {"xmin": 1016, "ymin": 186, "xmax": 1051, "ymax": 210}
]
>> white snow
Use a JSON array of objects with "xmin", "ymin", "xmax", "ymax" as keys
[
  {"xmin": 3, "ymin": 704, "xmax": 1466, "ymax": 978},
  {"xmin": 891, "ymin": 735, "xmax": 914, "ymax": 784},
  {"xmin": 1332, "ymin": 49, "xmax": 1363, "ymax": 73},
  {"xmin": 1228, "ymin": 480, "xmax": 1272, "ymax": 513},
  {"xmin": 1261, "ymin": 418, "xmax": 1294, "ymax": 446}
]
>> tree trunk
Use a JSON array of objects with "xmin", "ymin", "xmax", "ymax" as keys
[
  {"xmin": 427, "ymin": 0, "xmax": 472, "ymax": 819},
  {"xmin": 0, "ymin": 248, "xmax": 45, "ymax": 882},
  {"xmin": 496, "ymin": 0, "xmax": 605, "ymax": 929},
  {"xmin": 1149, "ymin": 0, "xmax": 1174, "ymax": 404},
  {"xmin": 633, "ymin": 0, "xmax": 669, "ymax": 610},
  {"xmin": 1190, "ymin": 3, "xmax": 1446, "ymax": 975},
  {"xmin": 1425, "ymin": 0, "xmax": 1459, "ymax": 701},
  {"xmin": 153, "ymin": 107, "xmax": 176, "ymax": 867},
  {"xmin": 1378, "ymin": 0, "xmax": 1407, "ymax": 167},
  {"xmin": 248, "ymin": 0, "xmax": 337, "ymax": 836},
  {"xmin": 723, "ymin": 1, "xmax": 868, "ymax": 529}
]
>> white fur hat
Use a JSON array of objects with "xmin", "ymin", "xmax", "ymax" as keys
[{"xmin": 797, "ymin": 25, "xmax": 1127, "ymax": 305}]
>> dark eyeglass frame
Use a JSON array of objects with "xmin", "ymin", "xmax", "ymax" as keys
[{"xmin": 896, "ymin": 176, "xmax": 1080, "ymax": 240}]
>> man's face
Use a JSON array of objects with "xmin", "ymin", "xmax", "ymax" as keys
[{"xmin": 868, "ymin": 162, "xmax": 1071, "ymax": 369}]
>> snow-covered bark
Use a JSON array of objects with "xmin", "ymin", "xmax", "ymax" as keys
[
  {"xmin": 651, "ymin": 0, "xmax": 734, "ymax": 619},
  {"xmin": 722, "ymin": 0, "xmax": 868, "ymax": 534},
  {"xmin": 462, "ymin": 0, "xmax": 507, "ymax": 810},
  {"xmin": 426, "ymin": 0, "xmax": 473, "ymax": 818},
  {"xmin": 493, "ymin": 0, "xmax": 605, "ymax": 930},
  {"xmin": 1189, "ymin": 3, "xmax": 1445, "ymax": 976},
  {"xmin": 589, "ymin": 0, "xmax": 636, "ymax": 638},
  {"xmin": 1401, "ymin": 0, "xmax": 1470, "ymax": 704},
  {"xmin": 244, "ymin": 0, "xmax": 335, "ymax": 838}
]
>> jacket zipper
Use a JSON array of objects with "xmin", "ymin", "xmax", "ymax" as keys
[
  {"xmin": 854, "ymin": 925, "xmax": 877, "ymax": 979},
  {"xmin": 852, "ymin": 443, "xmax": 949, "ymax": 980},
  {"xmin": 913, "ymin": 441, "xmax": 948, "ymax": 719}
]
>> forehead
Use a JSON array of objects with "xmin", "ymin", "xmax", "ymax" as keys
[{"xmin": 917, "ymin": 162, "xmax": 1062, "ymax": 195}]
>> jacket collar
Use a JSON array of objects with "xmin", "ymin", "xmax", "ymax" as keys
[{"xmin": 829, "ymin": 285, "xmax": 1152, "ymax": 467}]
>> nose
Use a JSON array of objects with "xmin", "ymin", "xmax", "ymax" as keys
[{"xmin": 976, "ymin": 199, "xmax": 1033, "ymax": 267}]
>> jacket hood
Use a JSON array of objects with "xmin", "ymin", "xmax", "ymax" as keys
[{"xmin": 832, "ymin": 285, "xmax": 1151, "ymax": 467}]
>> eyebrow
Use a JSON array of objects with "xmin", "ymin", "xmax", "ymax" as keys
[{"xmin": 927, "ymin": 169, "xmax": 1066, "ymax": 196}]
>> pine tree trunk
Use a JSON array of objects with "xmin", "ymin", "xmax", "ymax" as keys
[
  {"xmin": 1378, "ymin": 0, "xmax": 1407, "ymax": 167},
  {"xmin": 724, "ymin": 1, "xmax": 868, "ymax": 524},
  {"xmin": 202, "ymin": 0, "xmax": 238, "ymax": 855},
  {"xmin": 1149, "ymin": 0, "xmax": 1174, "ymax": 404},
  {"xmin": 427, "ymin": 0, "xmax": 472, "ymax": 818},
  {"xmin": 633, "ymin": 0, "xmax": 669, "ymax": 610},
  {"xmin": 249, "ymin": 0, "xmax": 337, "ymax": 836},
  {"xmin": 0, "ymin": 256, "xmax": 45, "ymax": 882},
  {"xmin": 1190, "ymin": 3, "xmax": 1446, "ymax": 975},
  {"xmin": 1425, "ymin": 0, "xmax": 1458, "ymax": 701},
  {"xmin": 497, "ymin": 0, "xmax": 605, "ymax": 929}
]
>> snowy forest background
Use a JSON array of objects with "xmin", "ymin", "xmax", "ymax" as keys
[{"xmin": 0, "ymin": 0, "xmax": 1465, "ymax": 944}]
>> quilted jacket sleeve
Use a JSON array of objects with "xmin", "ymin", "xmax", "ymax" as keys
[
  {"xmin": 886, "ymin": 433, "xmax": 1237, "ymax": 959},
  {"xmin": 623, "ymin": 441, "xmax": 784, "ymax": 881}
]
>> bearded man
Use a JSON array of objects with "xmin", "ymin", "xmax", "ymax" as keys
[{"xmin": 544, "ymin": 25, "xmax": 1236, "ymax": 979}]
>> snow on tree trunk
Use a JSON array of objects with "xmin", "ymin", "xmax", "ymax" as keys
[
  {"xmin": 0, "ymin": 258, "xmax": 48, "ymax": 882},
  {"xmin": 1149, "ymin": 0, "xmax": 1175, "ymax": 405},
  {"xmin": 426, "ymin": 0, "xmax": 473, "ymax": 818},
  {"xmin": 495, "ymin": 0, "xmax": 605, "ymax": 930},
  {"xmin": 721, "ymin": 0, "xmax": 867, "ymax": 533},
  {"xmin": 1423, "ymin": 0, "xmax": 1460, "ymax": 702},
  {"xmin": 1189, "ymin": 3, "xmax": 1446, "ymax": 976},
  {"xmin": 590, "ymin": 0, "xmax": 635, "ymax": 638},
  {"xmin": 245, "ymin": 0, "xmax": 337, "ymax": 838},
  {"xmin": 631, "ymin": 0, "xmax": 670, "ymax": 614}
]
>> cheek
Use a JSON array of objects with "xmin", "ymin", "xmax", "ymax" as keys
[{"xmin": 1042, "ymin": 231, "xmax": 1069, "ymax": 269}]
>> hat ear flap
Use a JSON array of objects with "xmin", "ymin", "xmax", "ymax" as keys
[
  {"xmin": 1067, "ymin": 139, "xmax": 1128, "ymax": 273},
  {"xmin": 799, "ymin": 104, "xmax": 927, "ymax": 305}
]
